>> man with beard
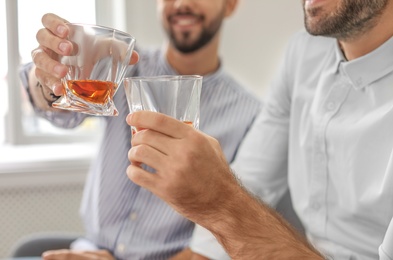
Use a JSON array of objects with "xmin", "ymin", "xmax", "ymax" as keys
[
  {"xmin": 22, "ymin": 0, "xmax": 263, "ymax": 259},
  {"xmin": 125, "ymin": 0, "xmax": 393, "ymax": 259}
]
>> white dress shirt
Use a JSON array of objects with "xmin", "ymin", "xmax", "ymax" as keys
[{"xmin": 226, "ymin": 30, "xmax": 393, "ymax": 260}]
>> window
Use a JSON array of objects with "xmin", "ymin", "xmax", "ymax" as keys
[{"xmin": 1, "ymin": 0, "xmax": 99, "ymax": 146}]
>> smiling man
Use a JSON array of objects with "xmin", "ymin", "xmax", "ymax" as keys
[
  {"xmin": 125, "ymin": 0, "xmax": 393, "ymax": 259},
  {"xmin": 23, "ymin": 0, "xmax": 263, "ymax": 259}
]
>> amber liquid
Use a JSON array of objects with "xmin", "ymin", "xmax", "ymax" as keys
[
  {"xmin": 67, "ymin": 80, "xmax": 116, "ymax": 104},
  {"xmin": 132, "ymin": 120, "xmax": 193, "ymax": 136}
]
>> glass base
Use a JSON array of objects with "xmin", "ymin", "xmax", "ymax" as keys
[{"xmin": 52, "ymin": 96, "xmax": 118, "ymax": 116}]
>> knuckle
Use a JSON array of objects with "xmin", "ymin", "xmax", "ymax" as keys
[
  {"xmin": 127, "ymin": 148, "xmax": 134, "ymax": 160},
  {"xmin": 31, "ymin": 47, "xmax": 43, "ymax": 62},
  {"xmin": 36, "ymin": 28, "xmax": 46, "ymax": 42},
  {"xmin": 131, "ymin": 112, "xmax": 142, "ymax": 126},
  {"xmin": 187, "ymin": 130, "xmax": 204, "ymax": 145},
  {"xmin": 129, "ymin": 145, "xmax": 146, "ymax": 161},
  {"xmin": 136, "ymin": 130, "xmax": 151, "ymax": 144},
  {"xmin": 34, "ymin": 67, "xmax": 41, "ymax": 78},
  {"xmin": 209, "ymin": 136, "xmax": 220, "ymax": 147},
  {"xmin": 127, "ymin": 165, "xmax": 145, "ymax": 185}
]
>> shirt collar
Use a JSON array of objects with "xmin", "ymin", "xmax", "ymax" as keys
[{"xmin": 337, "ymin": 36, "xmax": 393, "ymax": 90}]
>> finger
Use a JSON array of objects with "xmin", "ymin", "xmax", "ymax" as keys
[
  {"xmin": 32, "ymin": 47, "xmax": 68, "ymax": 79},
  {"xmin": 129, "ymin": 50, "xmax": 139, "ymax": 65},
  {"xmin": 131, "ymin": 128, "xmax": 174, "ymax": 157},
  {"xmin": 128, "ymin": 141, "xmax": 168, "ymax": 172},
  {"xmin": 42, "ymin": 250, "xmax": 90, "ymax": 260},
  {"xmin": 43, "ymin": 250, "xmax": 114, "ymax": 260},
  {"xmin": 126, "ymin": 164, "xmax": 158, "ymax": 190},
  {"xmin": 38, "ymin": 13, "xmax": 72, "ymax": 56},
  {"xmin": 84, "ymin": 250, "xmax": 114, "ymax": 260},
  {"xmin": 41, "ymin": 13, "xmax": 70, "ymax": 38},
  {"xmin": 42, "ymin": 249, "xmax": 71, "ymax": 260},
  {"xmin": 35, "ymin": 67, "xmax": 65, "ymax": 96},
  {"xmin": 127, "ymin": 111, "xmax": 192, "ymax": 139},
  {"xmin": 36, "ymin": 27, "xmax": 73, "ymax": 56}
]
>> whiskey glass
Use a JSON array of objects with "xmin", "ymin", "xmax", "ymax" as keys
[
  {"xmin": 52, "ymin": 23, "xmax": 136, "ymax": 116},
  {"xmin": 123, "ymin": 75, "xmax": 202, "ymax": 135}
]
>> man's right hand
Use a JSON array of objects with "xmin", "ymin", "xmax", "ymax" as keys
[{"xmin": 30, "ymin": 13, "xmax": 139, "ymax": 98}]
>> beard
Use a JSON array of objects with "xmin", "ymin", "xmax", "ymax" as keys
[
  {"xmin": 166, "ymin": 10, "xmax": 224, "ymax": 53},
  {"xmin": 303, "ymin": 0, "xmax": 388, "ymax": 40}
]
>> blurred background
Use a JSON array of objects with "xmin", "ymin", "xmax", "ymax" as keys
[{"xmin": 0, "ymin": 0, "xmax": 303, "ymax": 257}]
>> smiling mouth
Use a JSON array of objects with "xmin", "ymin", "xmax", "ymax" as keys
[{"xmin": 169, "ymin": 14, "xmax": 202, "ymax": 28}]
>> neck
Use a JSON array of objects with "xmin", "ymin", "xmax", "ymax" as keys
[
  {"xmin": 164, "ymin": 35, "xmax": 220, "ymax": 76},
  {"xmin": 339, "ymin": 3, "xmax": 393, "ymax": 60}
]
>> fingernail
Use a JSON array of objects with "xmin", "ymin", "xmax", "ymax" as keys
[
  {"xmin": 58, "ymin": 42, "xmax": 69, "ymax": 53},
  {"xmin": 54, "ymin": 64, "xmax": 64, "ymax": 77},
  {"xmin": 57, "ymin": 25, "xmax": 66, "ymax": 35}
]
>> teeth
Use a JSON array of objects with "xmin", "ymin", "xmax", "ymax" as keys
[{"xmin": 177, "ymin": 19, "xmax": 195, "ymax": 26}]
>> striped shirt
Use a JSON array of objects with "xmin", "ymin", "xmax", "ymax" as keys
[{"xmin": 21, "ymin": 47, "xmax": 262, "ymax": 259}]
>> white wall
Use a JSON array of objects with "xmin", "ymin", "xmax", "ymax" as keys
[{"xmin": 125, "ymin": 0, "xmax": 304, "ymax": 97}]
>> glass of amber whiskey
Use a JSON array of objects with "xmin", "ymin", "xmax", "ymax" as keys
[{"xmin": 52, "ymin": 23, "xmax": 136, "ymax": 116}]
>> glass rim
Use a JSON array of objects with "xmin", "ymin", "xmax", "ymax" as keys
[
  {"xmin": 123, "ymin": 75, "xmax": 203, "ymax": 82},
  {"xmin": 65, "ymin": 22, "xmax": 135, "ymax": 39}
]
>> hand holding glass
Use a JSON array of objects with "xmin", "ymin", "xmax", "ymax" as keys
[
  {"xmin": 124, "ymin": 75, "xmax": 203, "ymax": 135},
  {"xmin": 52, "ymin": 23, "xmax": 136, "ymax": 116}
]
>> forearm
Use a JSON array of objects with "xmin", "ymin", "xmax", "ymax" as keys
[
  {"xmin": 200, "ymin": 173, "xmax": 324, "ymax": 259},
  {"xmin": 126, "ymin": 113, "xmax": 323, "ymax": 259}
]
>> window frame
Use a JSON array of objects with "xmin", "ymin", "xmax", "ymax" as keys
[
  {"xmin": 3, "ymin": 0, "xmax": 127, "ymax": 145},
  {"xmin": 5, "ymin": 0, "xmax": 23, "ymax": 145}
]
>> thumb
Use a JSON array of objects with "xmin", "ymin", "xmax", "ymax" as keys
[{"xmin": 129, "ymin": 51, "xmax": 139, "ymax": 65}]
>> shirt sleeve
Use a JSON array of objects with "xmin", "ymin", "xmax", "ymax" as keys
[
  {"xmin": 190, "ymin": 225, "xmax": 230, "ymax": 260},
  {"xmin": 229, "ymin": 35, "xmax": 296, "ymax": 207},
  {"xmin": 379, "ymin": 217, "xmax": 393, "ymax": 260},
  {"xmin": 189, "ymin": 35, "xmax": 298, "ymax": 260},
  {"xmin": 19, "ymin": 62, "xmax": 88, "ymax": 129}
]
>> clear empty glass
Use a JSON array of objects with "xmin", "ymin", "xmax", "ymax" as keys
[
  {"xmin": 123, "ymin": 75, "xmax": 203, "ymax": 135},
  {"xmin": 52, "ymin": 23, "xmax": 136, "ymax": 116}
]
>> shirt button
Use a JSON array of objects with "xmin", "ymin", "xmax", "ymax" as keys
[
  {"xmin": 130, "ymin": 212, "xmax": 138, "ymax": 221},
  {"xmin": 117, "ymin": 243, "xmax": 125, "ymax": 253}
]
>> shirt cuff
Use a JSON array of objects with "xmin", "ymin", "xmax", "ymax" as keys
[{"xmin": 190, "ymin": 225, "xmax": 230, "ymax": 260}]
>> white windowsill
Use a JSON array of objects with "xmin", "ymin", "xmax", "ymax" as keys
[{"xmin": 0, "ymin": 142, "xmax": 98, "ymax": 188}]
